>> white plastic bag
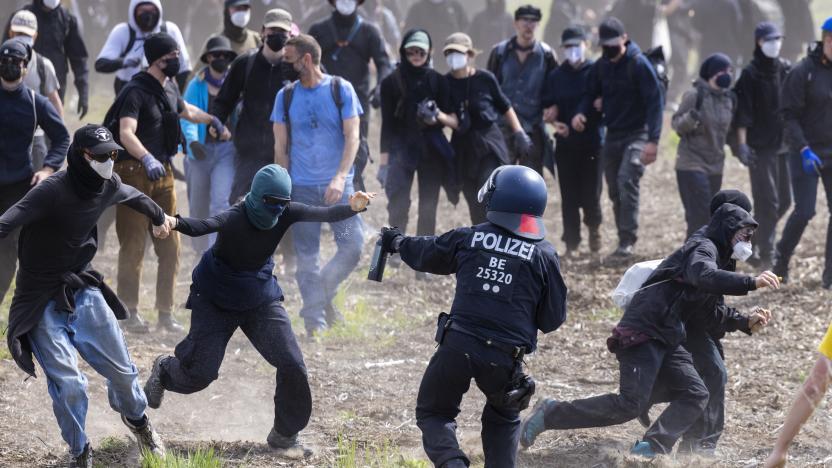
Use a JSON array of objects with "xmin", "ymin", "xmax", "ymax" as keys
[{"xmin": 611, "ymin": 259, "xmax": 664, "ymax": 309}]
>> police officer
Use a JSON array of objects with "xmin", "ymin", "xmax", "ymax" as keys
[{"xmin": 379, "ymin": 165, "xmax": 568, "ymax": 468}]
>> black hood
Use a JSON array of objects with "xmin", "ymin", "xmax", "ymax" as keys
[
  {"xmin": 66, "ymin": 143, "xmax": 106, "ymax": 200},
  {"xmin": 223, "ymin": 6, "xmax": 245, "ymax": 42},
  {"xmin": 705, "ymin": 204, "xmax": 758, "ymax": 257},
  {"xmin": 709, "ymin": 189, "xmax": 752, "ymax": 215},
  {"xmin": 398, "ymin": 28, "xmax": 433, "ymax": 78}
]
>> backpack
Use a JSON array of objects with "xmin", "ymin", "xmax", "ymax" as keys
[
  {"xmin": 487, "ymin": 39, "xmax": 557, "ymax": 84},
  {"xmin": 281, "ymin": 76, "xmax": 345, "ymax": 149},
  {"xmin": 597, "ymin": 45, "xmax": 669, "ymax": 97},
  {"xmin": 34, "ymin": 53, "xmax": 46, "ymax": 96},
  {"xmin": 120, "ymin": 22, "xmax": 168, "ymax": 59}
]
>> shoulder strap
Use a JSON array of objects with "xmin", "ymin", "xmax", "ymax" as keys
[
  {"xmin": 121, "ymin": 27, "xmax": 136, "ymax": 59},
  {"xmin": 282, "ymin": 81, "xmax": 296, "ymax": 149},
  {"xmin": 243, "ymin": 51, "xmax": 257, "ymax": 87},
  {"xmin": 36, "ymin": 54, "xmax": 46, "ymax": 96},
  {"xmin": 493, "ymin": 41, "xmax": 508, "ymax": 83},
  {"xmin": 331, "ymin": 76, "xmax": 344, "ymax": 111},
  {"xmin": 160, "ymin": 21, "xmax": 168, "ymax": 33},
  {"xmin": 331, "ymin": 17, "xmax": 364, "ymax": 62},
  {"xmin": 695, "ymin": 85, "xmax": 705, "ymax": 111},
  {"xmin": 29, "ymin": 88, "xmax": 37, "ymax": 137}
]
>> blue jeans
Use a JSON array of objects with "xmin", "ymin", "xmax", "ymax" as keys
[
  {"xmin": 184, "ymin": 141, "xmax": 235, "ymax": 253},
  {"xmin": 28, "ymin": 287, "xmax": 147, "ymax": 457},
  {"xmin": 291, "ymin": 184, "xmax": 364, "ymax": 331}
]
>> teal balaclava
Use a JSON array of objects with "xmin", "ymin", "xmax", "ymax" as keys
[{"xmin": 244, "ymin": 164, "xmax": 292, "ymax": 230}]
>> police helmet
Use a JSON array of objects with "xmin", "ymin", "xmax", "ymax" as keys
[{"xmin": 477, "ymin": 165, "xmax": 547, "ymax": 241}]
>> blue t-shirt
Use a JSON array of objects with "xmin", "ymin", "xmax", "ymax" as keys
[{"xmin": 271, "ymin": 75, "xmax": 363, "ymax": 186}]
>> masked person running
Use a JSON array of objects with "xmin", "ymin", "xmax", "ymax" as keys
[
  {"xmin": 520, "ymin": 203, "xmax": 781, "ymax": 457},
  {"xmin": 143, "ymin": 164, "xmax": 374, "ymax": 459},
  {"xmin": 95, "ymin": 0, "xmax": 192, "ymax": 93},
  {"xmin": 103, "ymin": 32, "xmax": 231, "ymax": 334},
  {"xmin": 378, "ymin": 29, "xmax": 458, "ymax": 250},
  {"xmin": 378, "ymin": 165, "xmax": 567, "ymax": 468},
  {"xmin": 0, "ymin": 124, "xmax": 170, "ymax": 467},
  {"xmin": 443, "ymin": 32, "xmax": 527, "ymax": 225},
  {"xmin": 181, "ymin": 36, "xmax": 238, "ymax": 254}
]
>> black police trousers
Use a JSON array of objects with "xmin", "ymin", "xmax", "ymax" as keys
[
  {"xmin": 385, "ymin": 141, "xmax": 445, "ymax": 236},
  {"xmin": 542, "ymin": 340, "xmax": 709, "ymax": 454},
  {"xmin": 555, "ymin": 146, "xmax": 603, "ymax": 250},
  {"xmin": 416, "ymin": 330, "xmax": 520, "ymax": 468},
  {"xmin": 0, "ymin": 179, "xmax": 30, "ymax": 302},
  {"xmin": 159, "ymin": 294, "xmax": 312, "ymax": 438}
]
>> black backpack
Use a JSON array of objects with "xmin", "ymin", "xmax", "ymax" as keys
[
  {"xmin": 596, "ymin": 45, "xmax": 669, "ymax": 98},
  {"xmin": 120, "ymin": 22, "xmax": 168, "ymax": 59}
]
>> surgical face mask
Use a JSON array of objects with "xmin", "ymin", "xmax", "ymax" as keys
[
  {"xmin": 732, "ymin": 241, "xmax": 753, "ymax": 262},
  {"xmin": 42, "ymin": 0, "xmax": 61, "ymax": 9},
  {"xmin": 602, "ymin": 45, "xmax": 621, "ymax": 60},
  {"xmin": 565, "ymin": 45, "xmax": 584, "ymax": 65},
  {"xmin": 715, "ymin": 73, "xmax": 732, "ymax": 89},
  {"xmin": 16, "ymin": 35, "xmax": 34, "ymax": 47},
  {"xmin": 761, "ymin": 39, "xmax": 782, "ymax": 59},
  {"xmin": 0, "ymin": 62, "xmax": 23, "ymax": 82},
  {"xmin": 136, "ymin": 10, "xmax": 159, "ymax": 32},
  {"xmin": 335, "ymin": 0, "xmax": 357, "ymax": 16},
  {"xmin": 209, "ymin": 57, "xmax": 229, "ymax": 73},
  {"xmin": 445, "ymin": 52, "xmax": 467, "ymax": 71},
  {"xmin": 265, "ymin": 32, "xmax": 287, "ymax": 52},
  {"xmin": 162, "ymin": 57, "xmax": 180, "ymax": 77},
  {"xmin": 230, "ymin": 10, "xmax": 251, "ymax": 28},
  {"xmin": 89, "ymin": 158, "xmax": 114, "ymax": 179}
]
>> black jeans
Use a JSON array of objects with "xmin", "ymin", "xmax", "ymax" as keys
[
  {"xmin": 416, "ymin": 331, "xmax": 520, "ymax": 468},
  {"xmin": 159, "ymin": 294, "xmax": 312, "ymax": 437},
  {"xmin": 0, "ymin": 179, "xmax": 30, "ymax": 302},
  {"xmin": 543, "ymin": 340, "xmax": 709, "ymax": 454},
  {"xmin": 385, "ymin": 142, "xmax": 445, "ymax": 236},
  {"xmin": 555, "ymin": 146, "xmax": 603, "ymax": 249},
  {"xmin": 676, "ymin": 170, "xmax": 723, "ymax": 238},
  {"xmin": 603, "ymin": 131, "xmax": 648, "ymax": 247},
  {"xmin": 775, "ymin": 152, "xmax": 832, "ymax": 284},
  {"xmin": 749, "ymin": 149, "xmax": 792, "ymax": 265},
  {"xmin": 461, "ymin": 155, "xmax": 502, "ymax": 226}
]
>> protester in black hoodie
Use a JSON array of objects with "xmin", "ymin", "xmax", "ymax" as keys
[
  {"xmin": 520, "ymin": 203, "xmax": 781, "ymax": 457},
  {"xmin": 378, "ymin": 29, "xmax": 457, "ymax": 248},
  {"xmin": 734, "ymin": 22, "xmax": 792, "ymax": 270}
]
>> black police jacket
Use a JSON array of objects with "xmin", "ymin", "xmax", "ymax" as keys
[
  {"xmin": 618, "ymin": 204, "xmax": 758, "ymax": 348},
  {"xmin": 398, "ymin": 222, "xmax": 567, "ymax": 352}
]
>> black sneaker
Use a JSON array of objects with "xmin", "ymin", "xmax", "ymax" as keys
[
  {"xmin": 124, "ymin": 309, "xmax": 150, "ymax": 334},
  {"xmin": 772, "ymin": 257, "xmax": 789, "ymax": 284},
  {"xmin": 70, "ymin": 443, "xmax": 93, "ymax": 468},
  {"xmin": 157, "ymin": 312, "xmax": 184, "ymax": 333},
  {"xmin": 144, "ymin": 355, "xmax": 168, "ymax": 409},
  {"xmin": 606, "ymin": 244, "xmax": 634, "ymax": 261},
  {"xmin": 637, "ymin": 409, "xmax": 651, "ymax": 428},
  {"xmin": 121, "ymin": 414, "xmax": 166, "ymax": 457},
  {"xmin": 266, "ymin": 428, "xmax": 313, "ymax": 459},
  {"xmin": 589, "ymin": 226, "xmax": 602, "ymax": 253},
  {"xmin": 325, "ymin": 303, "xmax": 344, "ymax": 327}
]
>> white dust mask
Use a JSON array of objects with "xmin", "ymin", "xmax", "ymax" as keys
[
  {"xmin": 230, "ymin": 10, "xmax": 251, "ymax": 28},
  {"xmin": 335, "ymin": 0, "xmax": 357, "ymax": 16},
  {"xmin": 43, "ymin": 0, "xmax": 61, "ymax": 10},
  {"xmin": 761, "ymin": 39, "xmax": 782, "ymax": 59},
  {"xmin": 446, "ymin": 52, "xmax": 467, "ymax": 71},
  {"xmin": 732, "ymin": 241, "xmax": 753, "ymax": 262},
  {"xmin": 89, "ymin": 159, "xmax": 114, "ymax": 179},
  {"xmin": 565, "ymin": 45, "xmax": 585, "ymax": 66}
]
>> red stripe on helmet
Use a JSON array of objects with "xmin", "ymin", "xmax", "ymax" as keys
[{"xmin": 518, "ymin": 214, "xmax": 540, "ymax": 235}]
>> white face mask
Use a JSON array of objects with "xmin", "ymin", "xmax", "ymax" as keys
[
  {"xmin": 731, "ymin": 241, "xmax": 753, "ymax": 262},
  {"xmin": 446, "ymin": 52, "xmax": 467, "ymax": 71},
  {"xmin": 230, "ymin": 10, "xmax": 251, "ymax": 28},
  {"xmin": 89, "ymin": 158, "xmax": 114, "ymax": 179},
  {"xmin": 761, "ymin": 39, "xmax": 782, "ymax": 59},
  {"xmin": 42, "ymin": 0, "xmax": 61, "ymax": 10},
  {"xmin": 335, "ymin": 0, "xmax": 357, "ymax": 16},
  {"xmin": 565, "ymin": 44, "xmax": 584, "ymax": 66}
]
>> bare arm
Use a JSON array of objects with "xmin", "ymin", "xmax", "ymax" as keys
[
  {"xmin": 504, "ymin": 107, "xmax": 524, "ymax": 134},
  {"xmin": 437, "ymin": 111, "xmax": 458, "ymax": 130},
  {"xmin": 180, "ymin": 101, "xmax": 213, "ymax": 124},
  {"xmin": 764, "ymin": 355, "xmax": 831, "ymax": 468},
  {"xmin": 273, "ymin": 122, "xmax": 289, "ymax": 168},
  {"xmin": 47, "ymin": 90, "xmax": 64, "ymax": 119},
  {"xmin": 323, "ymin": 116, "xmax": 360, "ymax": 205},
  {"xmin": 120, "ymin": 116, "xmax": 151, "ymax": 160}
]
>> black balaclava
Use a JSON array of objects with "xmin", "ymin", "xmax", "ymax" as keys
[
  {"xmin": 67, "ymin": 143, "xmax": 106, "ymax": 200},
  {"xmin": 223, "ymin": 5, "xmax": 245, "ymax": 42}
]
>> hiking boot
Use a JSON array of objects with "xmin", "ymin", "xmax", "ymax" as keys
[
  {"xmin": 606, "ymin": 244, "xmax": 634, "ymax": 261},
  {"xmin": 630, "ymin": 440, "xmax": 657, "ymax": 458},
  {"xmin": 266, "ymin": 428, "xmax": 313, "ymax": 459},
  {"xmin": 157, "ymin": 312, "xmax": 184, "ymax": 333},
  {"xmin": 144, "ymin": 355, "xmax": 168, "ymax": 409},
  {"xmin": 122, "ymin": 414, "xmax": 165, "ymax": 457},
  {"xmin": 772, "ymin": 253, "xmax": 789, "ymax": 284},
  {"xmin": 70, "ymin": 443, "xmax": 93, "ymax": 468},
  {"xmin": 124, "ymin": 309, "xmax": 150, "ymax": 334},
  {"xmin": 519, "ymin": 398, "xmax": 555, "ymax": 448},
  {"xmin": 589, "ymin": 226, "xmax": 602, "ymax": 253},
  {"xmin": 325, "ymin": 303, "xmax": 344, "ymax": 327},
  {"xmin": 637, "ymin": 410, "xmax": 651, "ymax": 428}
]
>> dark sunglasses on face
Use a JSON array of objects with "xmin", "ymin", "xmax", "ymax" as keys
[
  {"xmin": 0, "ymin": 57, "xmax": 24, "ymax": 66},
  {"xmin": 735, "ymin": 227, "xmax": 754, "ymax": 242},
  {"xmin": 208, "ymin": 53, "xmax": 233, "ymax": 61},
  {"xmin": 262, "ymin": 195, "xmax": 290, "ymax": 207},
  {"xmin": 84, "ymin": 149, "xmax": 119, "ymax": 163},
  {"xmin": 405, "ymin": 49, "xmax": 427, "ymax": 58}
]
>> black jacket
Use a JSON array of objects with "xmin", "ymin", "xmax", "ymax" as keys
[
  {"xmin": 733, "ymin": 47, "xmax": 790, "ymax": 151},
  {"xmin": 543, "ymin": 59, "xmax": 602, "ymax": 151},
  {"xmin": 211, "ymin": 48, "xmax": 298, "ymax": 155},
  {"xmin": 618, "ymin": 204, "xmax": 758, "ymax": 348},
  {"xmin": 309, "ymin": 12, "xmax": 391, "ymax": 104},
  {"xmin": 5, "ymin": 3, "xmax": 88, "ymax": 99},
  {"xmin": 399, "ymin": 222, "xmax": 568, "ymax": 352},
  {"xmin": 781, "ymin": 42, "xmax": 832, "ymax": 159}
]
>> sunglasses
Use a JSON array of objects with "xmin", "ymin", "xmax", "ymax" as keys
[
  {"xmin": 208, "ymin": 53, "xmax": 233, "ymax": 61},
  {"xmin": 405, "ymin": 49, "xmax": 427, "ymax": 58},
  {"xmin": 0, "ymin": 57, "xmax": 24, "ymax": 66},
  {"xmin": 84, "ymin": 149, "xmax": 119, "ymax": 163},
  {"xmin": 262, "ymin": 195, "xmax": 290, "ymax": 207},
  {"xmin": 735, "ymin": 227, "xmax": 755, "ymax": 242}
]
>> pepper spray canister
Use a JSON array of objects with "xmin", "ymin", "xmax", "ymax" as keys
[{"xmin": 367, "ymin": 236, "xmax": 388, "ymax": 282}]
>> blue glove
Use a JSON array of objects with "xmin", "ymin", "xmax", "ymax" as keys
[
  {"xmin": 801, "ymin": 147, "xmax": 823, "ymax": 176},
  {"xmin": 141, "ymin": 153, "xmax": 166, "ymax": 181}
]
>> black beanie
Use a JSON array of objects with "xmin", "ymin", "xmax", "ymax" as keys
[
  {"xmin": 144, "ymin": 32, "xmax": 179, "ymax": 65},
  {"xmin": 699, "ymin": 53, "xmax": 732, "ymax": 80}
]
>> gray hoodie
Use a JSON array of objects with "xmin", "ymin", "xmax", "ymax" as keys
[{"xmin": 672, "ymin": 79, "xmax": 735, "ymax": 175}]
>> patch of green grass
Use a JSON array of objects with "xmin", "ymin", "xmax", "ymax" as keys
[
  {"xmin": 321, "ymin": 285, "xmax": 419, "ymax": 344},
  {"xmin": 335, "ymin": 435, "xmax": 429, "ymax": 468},
  {"xmin": 141, "ymin": 447, "xmax": 222, "ymax": 468}
]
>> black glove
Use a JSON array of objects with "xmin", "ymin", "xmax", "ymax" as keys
[
  {"xmin": 688, "ymin": 108, "xmax": 701, "ymax": 123},
  {"xmin": 370, "ymin": 85, "xmax": 382, "ymax": 109},
  {"xmin": 189, "ymin": 141, "xmax": 208, "ymax": 161},
  {"xmin": 512, "ymin": 131, "xmax": 533, "ymax": 157},
  {"xmin": 377, "ymin": 164, "xmax": 389, "ymax": 188},
  {"xmin": 381, "ymin": 226, "xmax": 404, "ymax": 253},
  {"xmin": 77, "ymin": 85, "xmax": 89, "ymax": 119},
  {"xmin": 416, "ymin": 99, "xmax": 439, "ymax": 125},
  {"xmin": 737, "ymin": 143, "xmax": 757, "ymax": 168}
]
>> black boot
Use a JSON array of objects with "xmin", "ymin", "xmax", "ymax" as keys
[
  {"xmin": 157, "ymin": 311, "xmax": 184, "ymax": 333},
  {"xmin": 267, "ymin": 428, "xmax": 313, "ymax": 459},
  {"xmin": 144, "ymin": 355, "xmax": 168, "ymax": 409},
  {"xmin": 124, "ymin": 309, "xmax": 150, "ymax": 334},
  {"xmin": 69, "ymin": 443, "xmax": 93, "ymax": 468},
  {"xmin": 589, "ymin": 225, "xmax": 602, "ymax": 253}
]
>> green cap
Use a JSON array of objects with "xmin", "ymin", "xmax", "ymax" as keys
[{"xmin": 404, "ymin": 31, "xmax": 430, "ymax": 52}]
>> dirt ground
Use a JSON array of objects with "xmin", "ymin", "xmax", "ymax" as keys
[{"xmin": 1, "ymin": 114, "xmax": 832, "ymax": 468}]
